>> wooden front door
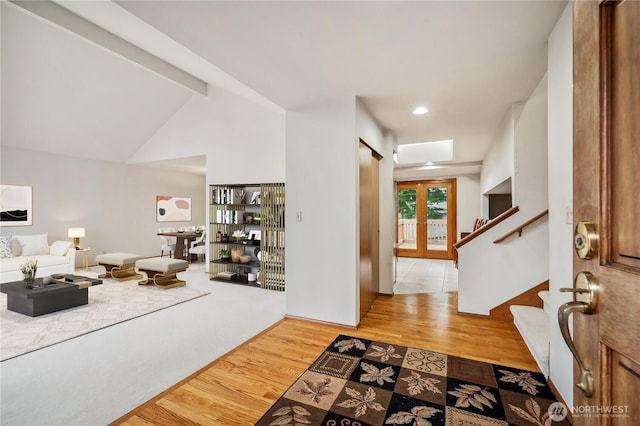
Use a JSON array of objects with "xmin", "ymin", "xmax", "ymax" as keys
[
  {"xmin": 396, "ymin": 179, "xmax": 456, "ymax": 260},
  {"xmin": 571, "ymin": 1, "xmax": 640, "ymax": 424}
]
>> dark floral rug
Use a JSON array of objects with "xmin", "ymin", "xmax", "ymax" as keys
[{"xmin": 256, "ymin": 334, "xmax": 570, "ymax": 425}]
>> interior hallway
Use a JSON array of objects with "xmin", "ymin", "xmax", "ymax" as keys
[{"xmin": 394, "ymin": 257, "xmax": 458, "ymax": 294}]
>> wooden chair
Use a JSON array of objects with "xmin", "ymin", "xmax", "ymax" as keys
[{"xmin": 158, "ymin": 227, "xmax": 177, "ymax": 258}]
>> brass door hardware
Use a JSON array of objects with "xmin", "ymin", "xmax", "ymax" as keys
[
  {"xmin": 558, "ymin": 271, "xmax": 598, "ymax": 397},
  {"xmin": 574, "ymin": 221, "xmax": 598, "ymax": 260}
]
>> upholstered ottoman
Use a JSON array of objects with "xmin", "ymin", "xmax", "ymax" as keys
[
  {"xmin": 96, "ymin": 253, "xmax": 146, "ymax": 281},
  {"xmin": 135, "ymin": 258, "xmax": 188, "ymax": 289}
]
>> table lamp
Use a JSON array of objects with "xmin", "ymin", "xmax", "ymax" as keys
[{"xmin": 68, "ymin": 227, "xmax": 85, "ymax": 249}]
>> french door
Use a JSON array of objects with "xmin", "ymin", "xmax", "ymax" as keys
[{"xmin": 396, "ymin": 179, "xmax": 456, "ymax": 260}]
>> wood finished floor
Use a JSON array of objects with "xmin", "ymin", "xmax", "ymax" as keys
[{"xmin": 113, "ymin": 292, "xmax": 537, "ymax": 425}]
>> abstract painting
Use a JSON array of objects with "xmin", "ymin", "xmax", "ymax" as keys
[
  {"xmin": 0, "ymin": 185, "xmax": 32, "ymax": 226},
  {"xmin": 156, "ymin": 196, "xmax": 192, "ymax": 222}
]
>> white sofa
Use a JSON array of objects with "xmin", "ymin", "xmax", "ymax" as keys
[{"xmin": 0, "ymin": 234, "xmax": 76, "ymax": 283}]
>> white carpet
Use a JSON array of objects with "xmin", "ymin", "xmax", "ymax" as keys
[
  {"xmin": 1, "ymin": 277, "xmax": 209, "ymax": 361},
  {"xmin": 0, "ymin": 265, "xmax": 286, "ymax": 426}
]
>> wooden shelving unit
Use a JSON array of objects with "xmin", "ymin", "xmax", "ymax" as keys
[{"xmin": 208, "ymin": 183, "xmax": 285, "ymax": 291}]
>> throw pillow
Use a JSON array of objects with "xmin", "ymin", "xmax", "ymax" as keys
[
  {"xmin": 10, "ymin": 238, "xmax": 22, "ymax": 257},
  {"xmin": 49, "ymin": 240, "xmax": 72, "ymax": 256},
  {"xmin": 14, "ymin": 233, "xmax": 49, "ymax": 256},
  {"xmin": 0, "ymin": 236, "xmax": 13, "ymax": 258}
]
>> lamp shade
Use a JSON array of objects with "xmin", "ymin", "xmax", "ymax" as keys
[{"xmin": 68, "ymin": 228, "xmax": 85, "ymax": 238}]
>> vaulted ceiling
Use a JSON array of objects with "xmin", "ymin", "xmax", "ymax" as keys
[
  {"xmin": 1, "ymin": 2, "xmax": 193, "ymax": 164},
  {"xmin": 1, "ymin": 0, "xmax": 567, "ymax": 173}
]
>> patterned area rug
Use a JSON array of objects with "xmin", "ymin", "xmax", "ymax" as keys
[
  {"xmin": 257, "ymin": 335, "xmax": 570, "ymax": 425},
  {"xmin": 1, "ymin": 278, "xmax": 209, "ymax": 361}
]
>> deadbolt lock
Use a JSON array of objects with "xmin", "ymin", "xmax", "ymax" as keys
[{"xmin": 574, "ymin": 221, "xmax": 598, "ymax": 260}]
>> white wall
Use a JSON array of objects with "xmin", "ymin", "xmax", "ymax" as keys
[
  {"xmin": 513, "ymin": 75, "xmax": 549, "ymax": 216},
  {"xmin": 547, "ymin": 2, "xmax": 574, "ymax": 405},
  {"xmin": 284, "ymin": 97, "xmax": 395, "ymax": 325},
  {"xmin": 459, "ymin": 74, "xmax": 550, "ymax": 315},
  {"xmin": 480, "ymin": 106, "xmax": 517, "ymax": 196},
  {"xmin": 458, "ymin": 216, "xmax": 549, "ymax": 315},
  {"xmin": 286, "ymin": 97, "xmax": 359, "ymax": 326},
  {"xmin": 0, "ymin": 147, "xmax": 206, "ymax": 267},
  {"xmin": 128, "ymin": 88, "xmax": 286, "ymax": 184},
  {"xmin": 456, "ymin": 174, "xmax": 482, "ymax": 238}
]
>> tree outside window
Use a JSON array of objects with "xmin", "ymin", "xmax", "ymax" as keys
[{"xmin": 398, "ymin": 189, "xmax": 416, "ymax": 219}]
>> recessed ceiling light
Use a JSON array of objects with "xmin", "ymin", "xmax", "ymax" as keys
[{"xmin": 412, "ymin": 106, "xmax": 429, "ymax": 115}]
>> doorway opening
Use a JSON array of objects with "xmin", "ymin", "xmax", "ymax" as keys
[{"xmin": 396, "ymin": 179, "xmax": 457, "ymax": 260}]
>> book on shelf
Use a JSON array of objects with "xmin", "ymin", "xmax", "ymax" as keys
[
  {"xmin": 215, "ymin": 271, "xmax": 236, "ymax": 280},
  {"xmin": 215, "ymin": 210, "xmax": 240, "ymax": 224},
  {"xmin": 213, "ymin": 188, "xmax": 247, "ymax": 205},
  {"xmin": 65, "ymin": 275, "xmax": 88, "ymax": 283}
]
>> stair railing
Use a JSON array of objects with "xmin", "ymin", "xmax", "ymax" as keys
[
  {"xmin": 453, "ymin": 206, "xmax": 519, "ymax": 267},
  {"xmin": 454, "ymin": 206, "xmax": 520, "ymax": 250},
  {"xmin": 493, "ymin": 209, "xmax": 549, "ymax": 244}
]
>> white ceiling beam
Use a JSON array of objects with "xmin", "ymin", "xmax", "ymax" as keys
[
  {"xmin": 52, "ymin": 0, "xmax": 283, "ymax": 113},
  {"xmin": 11, "ymin": 0, "xmax": 208, "ymax": 96}
]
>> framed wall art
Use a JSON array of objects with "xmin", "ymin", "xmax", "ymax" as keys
[
  {"xmin": 0, "ymin": 185, "xmax": 33, "ymax": 227},
  {"xmin": 156, "ymin": 196, "xmax": 192, "ymax": 222}
]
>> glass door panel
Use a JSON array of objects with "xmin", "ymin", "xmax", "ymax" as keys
[
  {"xmin": 426, "ymin": 186, "xmax": 448, "ymax": 252},
  {"xmin": 397, "ymin": 187, "xmax": 417, "ymax": 252}
]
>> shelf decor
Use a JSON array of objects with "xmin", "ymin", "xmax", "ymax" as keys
[
  {"xmin": 209, "ymin": 183, "xmax": 284, "ymax": 290},
  {"xmin": 20, "ymin": 259, "xmax": 38, "ymax": 285}
]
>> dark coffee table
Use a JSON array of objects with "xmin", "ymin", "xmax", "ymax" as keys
[{"xmin": 1, "ymin": 278, "xmax": 88, "ymax": 317}]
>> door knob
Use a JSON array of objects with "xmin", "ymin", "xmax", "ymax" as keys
[{"xmin": 558, "ymin": 271, "xmax": 598, "ymax": 397}]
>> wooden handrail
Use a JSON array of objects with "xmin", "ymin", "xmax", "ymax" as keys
[
  {"xmin": 493, "ymin": 209, "xmax": 549, "ymax": 244},
  {"xmin": 454, "ymin": 206, "xmax": 520, "ymax": 249}
]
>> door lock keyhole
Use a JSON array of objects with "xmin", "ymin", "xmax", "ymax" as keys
[{"xmin": 574, "ymin": 221, "xmax": 598, "ymax": 260}]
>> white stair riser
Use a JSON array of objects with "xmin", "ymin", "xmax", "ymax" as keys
[{"xmin": 510, "ymin": 305, "xmax": 550, "ymax": 377}]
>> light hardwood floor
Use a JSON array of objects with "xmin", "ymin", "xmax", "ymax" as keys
[{"xmin": 113, "ymin": 292, "xmax": 537, "ymax": 425}]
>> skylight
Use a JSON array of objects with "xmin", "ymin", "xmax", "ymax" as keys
[{"xmin": 396, "ymin": 140, "xmax": 453, "ymax": 164}]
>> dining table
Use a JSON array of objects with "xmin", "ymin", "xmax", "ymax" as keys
[{"xmin": 157, "ymin": 231, "xmax": 202, "ymax": 261}]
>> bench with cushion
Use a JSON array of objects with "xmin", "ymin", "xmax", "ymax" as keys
[
  {"xmin": 96, "ymin": 253, "xmax": 146, "ymax": 281},
  {"xmin": 135, "ymin": 258, "xmax": 188, "ymax": 289}
]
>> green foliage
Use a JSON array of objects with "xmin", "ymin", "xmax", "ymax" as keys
[
  {"xmin": 427, "ymin": 187, "xmax": 447, "ymax": 219},
  {"xmin": 397, "ymin": 187, "xmax": 448, "ymax": 220},
  {"xmin": 397, "ymin": 189, "xmax": 416, "ymax": 219}
]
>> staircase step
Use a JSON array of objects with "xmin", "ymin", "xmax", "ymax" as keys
[
  {"xmin": 538, "ymin": 290, "xmax": 550, "ymax": 314},
  {"xmin": 510, "ymin": 305, "xmax": 549, "ymax": 376}
]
